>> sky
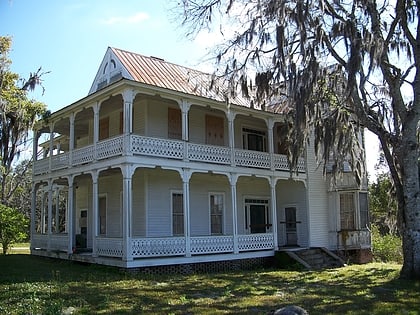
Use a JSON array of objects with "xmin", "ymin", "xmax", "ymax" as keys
[{"xmin": 1, "ymin": 0, "xmax": 380, "ymax": 177}]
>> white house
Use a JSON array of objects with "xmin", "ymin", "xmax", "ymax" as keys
[{"xmin": 30, "ymin": 47, "xmax": 371, "ymax": 270}]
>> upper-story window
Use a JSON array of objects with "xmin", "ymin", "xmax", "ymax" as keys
[
  {"xmin": 168, "ymin": 108, "xmax": 182, "ymax": 140},
  {"xmin": 242, "ymin": 128, "xmax": 267, "ymax": 152},
  {"xmin": 206, "ymin": 115, "xmax": 224, "ymax": 146},
  {"xmin": 99, "ymin": 117, "xmax": 109, "ymax": 140}
]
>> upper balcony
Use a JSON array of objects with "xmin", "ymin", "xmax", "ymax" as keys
[
  {"xmin": 33, "ymin": 87, "xmax": 307, "ymax": 178},
  {"xmin": 33, "ymin": 134, "xmax": 306, "ymax": 176}
]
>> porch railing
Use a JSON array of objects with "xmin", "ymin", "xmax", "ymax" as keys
[
  {"xmin": 338, "ymin": 230, "xmax": 371, "ymax": 249},
  {"xmin": 34, "ymin": 135, "xmax": 306, "ymax": 175}
]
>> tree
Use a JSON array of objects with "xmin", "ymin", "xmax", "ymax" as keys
[
  {"xmin": 0, "ymin": 36, "xmax": 47, "ymax": 206},
  {"xmin": 179, "ymin": 0, "xmax": 420, "ymax": 279},
  {"xmin": 369, "ymin": 173, "xmax": 398, "ymax": 235},
  {"xmin": 0, "ymin": 203, "xmax": 28, "ymax": 254}
]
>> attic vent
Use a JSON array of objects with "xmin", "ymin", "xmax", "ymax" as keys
[{"xmin": 150, "ymin": 56, "xmax": 164, "ymax": 61}]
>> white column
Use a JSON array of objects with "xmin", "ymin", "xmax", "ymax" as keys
[
  {"xmin": 267, "ymin": 118, "xmax": 275, "ymax": 170},
  {"xmin": 122, "ymin": 165, "xmax": 134, "ymax": 261},
  {"xmin": 270, "ymin": 177, "xmax": 279, "ymax": 250},
  {"xmin": 180, "ymin": 100, "xmax": 191, "ymax": 141},
  {"xmin": 67, "ymin": 176, "xmax": 74, "ymax": 254},
  {"xmin": 229, "ymin": 173, "xmax": 239, "ymax": 254},
  {"xmin": 41, "ymin": 189, "xmax": 46, "ymax": 234},
  {"xmin": 55, "ymin": 187, "xmax": 60, "ymax": 233},
  {"xmin": 182, "ymin": 169, "xmax": 192, "ymax": 257},
  {"xmin": 32, "ymin": 130, "xmax": 39, "ymax": 162},
  {"xmin": 93, "ymin": 102, "xmax": 100, "ymax": 160},
  {"xmin": 48, "ymin": 124, "xmax": 54, "ymax": 171},
  {"xmin": 47, "ymin": 180, "xmax": 53, "ymax": 251},
  {"xmin": 30, "ymin": 183, "xmax": 37, "ymax": 247},
  {"xmin": 228, "ymin": 110, "xmax": 236, "ymax": 166},
  {"xmin": 69, "ymin": 113, "xmax": 75, "ymax": 165},
  {"xmin": 91, "ymin": 171, "xmax": 99, "ymax": 257},
  {"xmin": 122, "ymin": 89, "xmax": 134, "ymax": 156}
]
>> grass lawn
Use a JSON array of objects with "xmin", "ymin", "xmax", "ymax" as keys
[{"xmin": 0, "ymin": 255, "xmax": 419, "ymax": 314}]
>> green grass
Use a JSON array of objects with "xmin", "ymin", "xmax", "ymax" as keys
[{"xmin": 0, "ymin": 255, "xmax": 419, "ymax": 314}]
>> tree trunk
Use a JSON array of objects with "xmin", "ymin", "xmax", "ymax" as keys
[{"xmin": 398, "ymin": 118, "xmax": 420, "ymax": 279}]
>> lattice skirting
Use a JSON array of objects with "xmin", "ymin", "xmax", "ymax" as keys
[{"xmin": 126, "ymin": 256, "xmax": 275, "ymax": 275}]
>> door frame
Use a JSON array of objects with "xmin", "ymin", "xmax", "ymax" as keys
[{"xmin": 244, "ymin": 198, "xmax": 270, "ymax": 234}]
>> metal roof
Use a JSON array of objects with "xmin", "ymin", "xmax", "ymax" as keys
[{"xmin": 111, "ymin": 47, "xmax": 251, "ymax": 107}]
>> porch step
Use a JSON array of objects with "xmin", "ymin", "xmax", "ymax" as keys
[{"xmin": 283, "ymin": 247, "xmax": 345, "ymax": 270}]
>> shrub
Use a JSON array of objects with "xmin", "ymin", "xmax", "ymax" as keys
[{"xmin": 371, "ymin": 224, "xmax": 403, "ymax": 264}]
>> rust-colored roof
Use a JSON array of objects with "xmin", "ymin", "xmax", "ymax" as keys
[{"xmin": 111, "ymin": 47, "xmax": 251, "ymax": 107}]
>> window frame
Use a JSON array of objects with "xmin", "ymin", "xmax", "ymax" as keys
[
  {"xmin": 209, "ymin": 192, "xmax": 225, "ymax": 235},
  {"xmin": 242, "ymin": 127, "xmax": 267, "ymax": 152},
  {"xmin": 171, "ymin": 191, "xmax": 184, "ymax": 236}
]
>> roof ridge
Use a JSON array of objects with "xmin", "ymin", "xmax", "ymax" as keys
[{"xmin": 109, "ymin": 46, "xmax": 212, "ymax": 77}]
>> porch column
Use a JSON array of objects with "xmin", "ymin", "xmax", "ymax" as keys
[
  {"xmin": 227, "ymin": 110, "xmax": 236, "ymax": 166},
  {"xmin": 30, "ymin": 183, "xmax": 37, "ymax": 246},
  {"xmin": 41, "ymin": 188, "xmax": 46, "ymax": 234},
  {"xmin": 55, "ymin": 186, "xmax": 60, "ymax": 234},
  {"xmin": 270, "ymin": 177, "xmax": 279, "ymax": 250},
  {"xmin": 93, "ymin": 102, "xmax": 100, "ymax": 160},
  {"xmin": 32, "ymin": 130, "xmax": 39, "ymax": 162},
  {"xmin": 122, "ymin": 89, "xmax": 134, "ymax": 156},
  {"xmin": 267, "ymin": 118, "xmax": 275, "ymax": 171},
  {"xmin": 91, "ymin": 170, "xmax": 99, "ymax": 257},
  {"xmin": 121, "ymin": 165, "xmax": 134, "ymax": 261},
  {"xmin": 182, "ymin": 169, "xmax": 192, "ymax": 257},
  {"xmin": 229, "ymin": 173, "xmax": 239, "ymax": 254},
  {"xmin": 69, "ymin": 113, "xmax": 75, "ymax": 165},
  {"xmin": 180, "ymin": 100, "xmax": 191, "ymax": 141},
  {"xmin": 47, "ymin": 179, "xmax": 53, "ymax": 251},
  {"xmin": 67, "ymin": 176, "xmax": 74, "ymax": 254},
  {"xmin": 48, "ymin": 124, "xmax": 54, "ymax": 172}
]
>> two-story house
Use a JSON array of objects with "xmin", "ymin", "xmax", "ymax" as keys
[{"xmin": 30, "ymin": 47, "xmax": 371, "ymax": 270}]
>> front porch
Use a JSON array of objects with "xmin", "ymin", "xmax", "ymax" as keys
[{"xmin": 31, "ymin": 233, "xmax": 275, "ymax": 268}]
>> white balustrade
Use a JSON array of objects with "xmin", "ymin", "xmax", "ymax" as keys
[
  {"xmin": 96, "ymin": 237, "xmax": 124, "ymax": 257},
  {"xmin": 190, "ymin": 235, "xmax": 234, "ymax": 254},
  {"xmin": 188, "ymin": 143, "xmax": 231, "ymax": 164},
  {"xmin": 36, "ymin": 135, "xmax": 305, "ymax": 174},
  {"xmin": 131, "ymin": 237, "xmax": 186, "ymax": 257},
  {"xmin": 33, "ymin": 158, "xmax": 50, "ymax": 175},
  {"xmin": 50, "ymin": 234, "xmax": 69, "ymax": 252},
  {"xmin": 237, "ymin": 233, "xmax": 274, "ymax": 251},
  {"xmin": 31, "ymin": 233, "xmax": 49, "ymax": 249},
  {"xmin": 51, "ymin": 153, "xmax": 70, "ymax": 171},
  {"xmin": 97, "ymin": 136, "xmax": 124, "ymax": 160},
  {"xmin": 131, "ymin": 135, "xmax": 184, "ymax": 159},
  {"xmin": 338, "ymin": 230, "xmax": 371, "ymax": 249},
  {"xmin": 73, "ymin": 145, "xmax": 95, "ymax": 165},
  {"xmin": 235, "ymin": 150, "xmax": 271, "ymax": 168}
]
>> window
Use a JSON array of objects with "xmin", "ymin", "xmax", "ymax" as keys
[
  {"xmin": 99, "ymin": 196, "xmax": 107, "ymax": 235},
  {"xmin": 210, "ymin": 194, "xmax": 224, "ymax": 234},
  {"xmin": 206, "ymin": 115, "xmax": 224, "ymax": 146},
  {"xmin": 172, "ymin": 193, "xmax": 184, "ymax": 235},
  {"xmin": 99, "ymin": 117, "xmax": 109, "ymax": 140},
  {"xmin": 340, "ymin": 193, "xmax": 355, "ymax": 230},
  {"xmin": 359, "ymin": 192, "xmax": 369, "ymax": 229},
  {"xmin": 242, "ymin": 128, "xmax": 267, "ymax": 152},
  {"xmin": 168, "ymin": 108, "xmax": 182, "ymax": 139}
]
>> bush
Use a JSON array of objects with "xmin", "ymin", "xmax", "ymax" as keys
[
  {"xmin": 0, "ymin": 204, "xmax": 28, "ymax": 254},
  {"xmin": 371, "ymin": 224, "xmax": 403, "ymax": 264}
]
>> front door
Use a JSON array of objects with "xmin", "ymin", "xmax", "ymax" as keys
[
  {"xmin": 285, "ymin": 207, "xmax": 298, "ymax": 246},
  {"xmin": 250, "ymin": 205, "xmax": 267, "ymax": 233}
]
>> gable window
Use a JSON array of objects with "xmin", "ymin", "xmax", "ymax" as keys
[
  {"xmin": 172, "ymin": 192, "xmax": 184, "ymax": 236},
  {"xmin": 340, "ymin": 193, "xmax": 355, "ymax": 230},
  {"xmin": 242, "ymin": 128, "xmax": 267, "ymax": 152},
  {"xmin": 210, "ymin": 193, "xmax": 224, "ymax": 234},
  {"xmin": 168, "ymin": 108, "xmax": 182, "ymax": 140}
]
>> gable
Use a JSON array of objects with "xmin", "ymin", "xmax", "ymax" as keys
[{"xmin": 88, "ymin": 47, "xmax": 133, "ymax": 95}]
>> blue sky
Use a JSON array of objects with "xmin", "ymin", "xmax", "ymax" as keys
[
  {"xmin": 1, "ymin": 0, "xmax": 214, "ymax": 111},
  {"xmin": 1, "ymin": 0, "xmax": 380, "ymax": 175}
]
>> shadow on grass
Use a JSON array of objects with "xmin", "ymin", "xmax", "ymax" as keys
[{"xmin": 1, "ymin": 255, "xmax": 419, "ymax": 314}]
